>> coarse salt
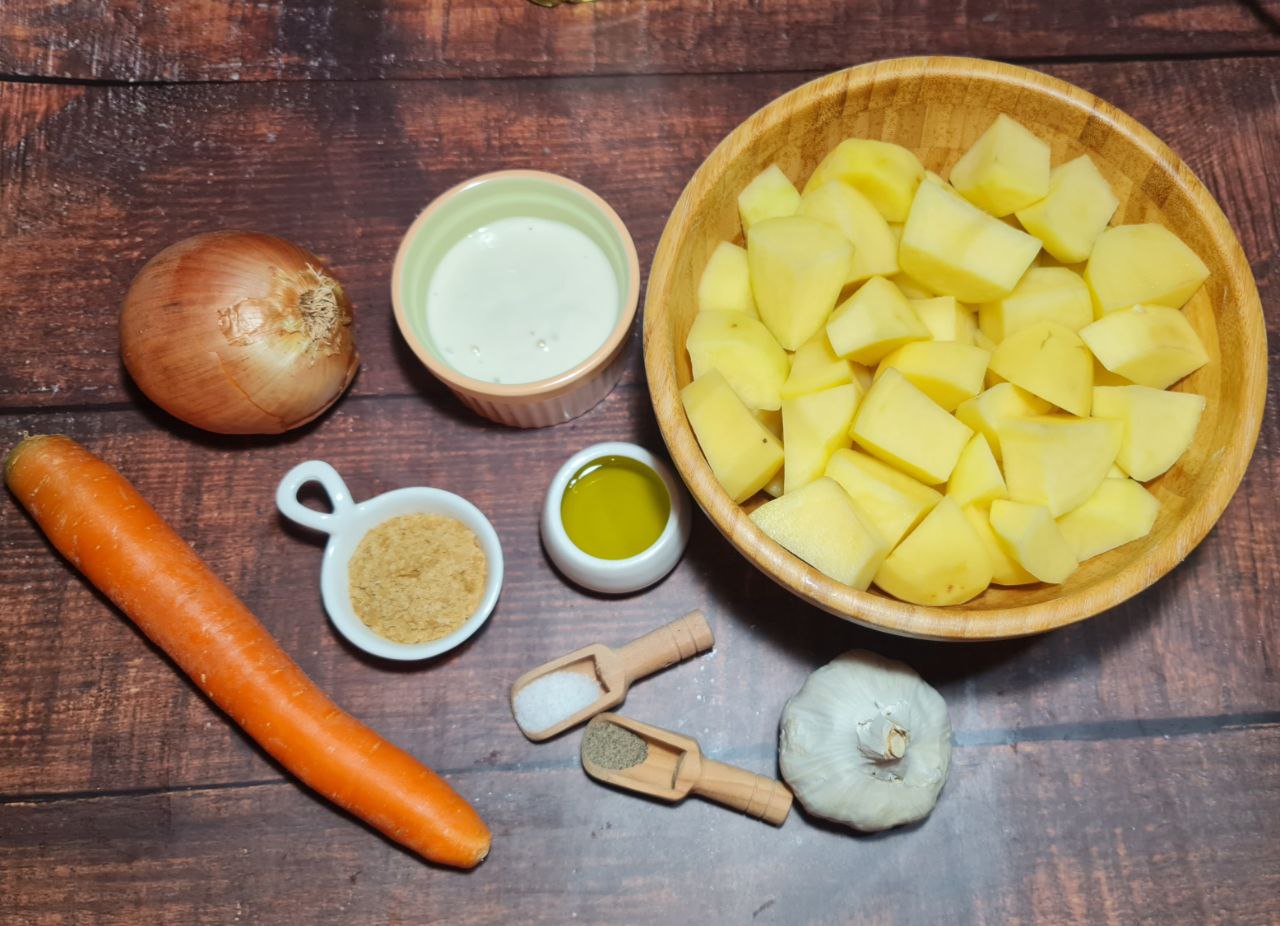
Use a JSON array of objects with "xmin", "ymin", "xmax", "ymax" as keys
[{"xmin": 513, "ymin": 670, "xmax": 603, "ymax": 735}]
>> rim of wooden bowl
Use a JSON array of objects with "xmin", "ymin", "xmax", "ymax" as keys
[{"xmin": 643, "ymin": 56, "xmax": 1268, "ymax": 641}]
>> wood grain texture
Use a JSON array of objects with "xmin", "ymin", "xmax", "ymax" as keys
[
  {"xmin": 0, "ymin": 41, "xmax": 1277, "ymax": 926},
  {"xmin": 1, "ymin": 60, "xmax": 1277, "ymax": 414},
  {"xmin": 645, "ymin": 57, "xmax": 1268, "ymax": 639},
  {"xmin": 1, "ymin": 0, "xmax": 1278, "ymax": 83},
  {"xmin": 3, "ymin": 728, "xmax": 1278, "ymax": 924}
]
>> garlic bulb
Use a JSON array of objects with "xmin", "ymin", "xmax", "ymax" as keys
[{"xmin": 779, "ymin": 649, "xmax": 951, "ymax": 832}]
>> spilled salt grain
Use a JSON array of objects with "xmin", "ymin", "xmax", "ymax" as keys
[{"xmin": 513, "ymin": 670, "xmax": 603, "ymax": 735}]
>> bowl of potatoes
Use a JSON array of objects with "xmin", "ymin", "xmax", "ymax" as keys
[{"xmin": 644, "ymin": 56, "xmax": 1266, "ymax": 640}]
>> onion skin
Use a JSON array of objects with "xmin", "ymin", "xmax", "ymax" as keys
[{"xmin": 121, "ymin": 231, "xmax": 359, "ymax": 435}]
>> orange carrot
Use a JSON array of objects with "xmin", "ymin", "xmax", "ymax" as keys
[{"xmin": 5, "ymin": 434, "xmax": 490, "ymax": 869}]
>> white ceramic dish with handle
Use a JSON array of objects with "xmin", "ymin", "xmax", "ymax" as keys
[{"xmin": 276, "ymin": 460, "xmax": 504, "ymax": 661}]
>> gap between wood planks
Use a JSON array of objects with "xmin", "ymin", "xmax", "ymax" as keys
[
  {"xmin": 3, "ymin": 710, "xmax": 1277, "ymax": 807},
  {"xmin": 0, "ymin": 47, "xmax": 1279, "ymax": 90}
]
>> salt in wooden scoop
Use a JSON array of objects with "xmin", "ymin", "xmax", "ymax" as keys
[
  {"xmin": 580, "ymin": 713, "xmax": 793, "ymax": 826},
  {"xmin": 511, "ymin": 610, "xmax": 713, "ymax": 741}
]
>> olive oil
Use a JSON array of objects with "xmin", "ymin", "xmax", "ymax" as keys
[{"xmin": 560, "ymin": 455, "xmax": 671, "ymax": 560}]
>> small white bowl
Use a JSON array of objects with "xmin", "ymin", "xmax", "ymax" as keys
[
  {"xmin": 276, "ymin": 460, "xmax": 504, "ymax": 661},
  {"xmin": 541, "ymin": 441, "xmax": 692, "ymax": 595}
]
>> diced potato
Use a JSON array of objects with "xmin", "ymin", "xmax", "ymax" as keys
[
  {"xmin": 972, "ymin": 328, "xmax": 997, "ymax": 352},
  {"xmin": 798, "ymin": 181, "xmax": 899, "ymax": 283},
  {"xmin": 1015, "ymin": 155, "xmax": 1119, "ymax": 263},
  {"xmin": 1056, "ymin": 478, "xmax": 1159, "ymax": 561},
  {"xmin": 1085, "ymin": 224, "xmax": 1210, "ymax": 315},
  {"xmin": 748, "ymin": 216, "xmax": 854, "ymax": 350},
  {"xmin": 912, "ymin": 296, "xmax": 975, "ymax": 344},
  {"xmin": 962, "ymin": 504, "xmax": 1036, "ymax": 585},
  {"xmin": 803, "ymin": 139, "xmax": 925, "ymax": 222},
  {"xmin": 738, "ymin": 164, "xmax": 801, "ymax": 232},
  {"xmin": 826, "ymin": 276, "xmax": 930, "ymax": 365},
  {"xmin": 762, "ymin": 472, "xmax": 785, "ymax": 498},
  {"xmin": 781, "ymin": 331, "xmax": 854, "ymax": 399},
  {"xmin": 874, "ymin": 498, "xmax": 992, "ymax": 605},
  {"xmin": 1093, "ymin": 358, "xmax": 1131, "ymax": 387},
  {"xmin": 825, "ymin": 448, "xmax": 942, "ymax": 549},
  {"xmin": 1091, "ymin": 384, "xmax": 1206, "ymax": 481},
  {"xmin": 754, "ymin": 407, "xmax": 782, "ymax": 438},
  {"xmin": 783, "ymin": 383, "xmax": 860, "ymax": 494},
  {"xmin": 1107, "ymin": 464, "xmax": 1126, "ymax": 479},
  {"xmin": 850, "ymin": 361, "xmax": 874, "ymax": 393},
  {"xmin": 697, "ymin": 242, "xmax": 757, "ymax": 317},
  {"xmin": 750, "ymin": 477, "xmax": 887, "ymax": 589},
  {"xmin": 874, "ymin": 341, "xmax": 991, "ymax": 411},
  {"xmin": 988, "ymin": 320, "xmax": 1093, "ymax": 417},
  {"xmin": 1079, "ymin": 305, "xmax": 1209, "ymax": 389},
  {"xmin": 899, "ymin": 179, "xmax": 1042, "ymax": 303},
  {"xmin": 949, "ymin": 114, "xmax": 1051, "ymax": 217},
  {"xmin": 686, "ymin": 310, "xmax": 790, "ymax": 411},
  {"xmin": 955, "ymin": 382, "xmax": 1052, "ymax": 461},
  {"xmin": 681, "ymin": 371, "xmax": 783, "ymax": 503},
  {"xmin": 978, "ymin": 267, "xmax": 1093, "ymax": 342},
  {"xmin": 947, "ymin": 433, "xmax": 1007, "ymax": 506},
  {"xmin": 850, "ymin": 368, "xmax": 973, "ymax": 485},
  {"xmin": 999, "ymin": 415, "xmax": 1123, "ymax": 516},
  {"xmin": 989, "ymin": 499, "xmax": 1078, "ymax": 583},
  {"xmin": 889, "ymin": 272, "xmax": 934, "ymax": 299}
]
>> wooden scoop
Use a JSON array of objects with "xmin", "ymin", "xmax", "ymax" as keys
[
  {"xmin": 510, "ymin": 609, "xmax": 713, "ymax": 741},
  {"xmin": 581, "ymin": 713, "xmax": 793, "ymax": 826}
]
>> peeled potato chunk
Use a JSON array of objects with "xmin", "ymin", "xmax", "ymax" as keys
[
  {"xmin": 949, "ymin": 114, "xmax": 1052, "ymax": 217},
  {"xmin": 1091, "ymin": 384, "xmax": 1206, "ymax": 481},
  {"xmin": 781, "ymin": 330, "xmax": 854, "ymax": 399},
  {"xmin": 947, "ymin": 433, "xmax": 1007, "ymax": 507},
  {"xmin": 874, "ymin": 497, "xmax": 993, "ymax": 605},
  {"xmin": 978, "ymin": 267, "xmax": 1093, "ymax": 343},
  {"xmin": 1056, "ymin": 478, "xmax": 1160, "ymax": 562},
  {"xmin": 988, "ymin": 321, "xmax": 1093, "ymax": 417},
  {"xmin": 1085, "ymin": 224, "xmax": 1210, "ymax": 316},
  {"xmin": 681, "ymin": 371, "xmax": 783, "ymax": 503},
  {"xmin": 1015, "ymin": 155, "xmax": 1119, "ymax": 264},
  {"xmin": 825, "ymin": 448, "xmax": 942, "ymax": 549},
  {"xmin": 999, "ymin": 415, "xmax": 1123, "ymax": 517},
  {"xmin": 686, "ymin": 310, "xmax": 789, "ymax": 411},
  {"xmin": 851, "ymin": 368, "xmax": 973, "ymax": 485},
  {"xmin": 899, "ymin": 179, "xmax": 1041, "ymax": 303},
  {"xmin": 782, "ymin": 383, "xmax": 861, "ymax": 494},
  {"xmin": 738, "ymin": 164, "xmax": 801, "ymax": 232},
  {"xmin": 697, "ymin": 241, "xmax": 757, "ymax": 317},
  {"xmin": 963, "ymin": 503, "xmax": 1037, "ymax": 586},
  {"xmin": 826, "ymin": 276, "xmax": 930, "ymax": 365},
  {"xmin": 955, "ymin": 383, "xmax": 1052, "ymax": 462},
  {"xmin": 748, "ymin": 215, "xmax": 854, "ymax": 351},
  {"xmin": 750, "ymin": 477, "xmax": 888, "ymax": 589},
  {"xmin": 990, "ymin": 499, "xmax": 1078, "ymax": 583},
  {"xmin": 798, "ymin": 181, "xmax": 900, "ymax": 283},
  {"xmin": 912, "ymin": 296, "xmax": 975, "ymax": 344},
  {"xmin": 874, "ymin": 340, "xmax": 991, "ymax": 412},
  {"xmin": 803, "ymin": 138, "xmax": 924, "ymax": 222},
  {"xmin": 1079, "ymin": 305, "xmax": 1209, "ymax": 390}
]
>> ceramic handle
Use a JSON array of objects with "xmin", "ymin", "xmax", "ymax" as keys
[
  {"xmin": 693, "ymin": 758, "xmax": 793, "ymax": 826},
  {"xmin": 615, "ymin": 610, "xmax": 713, "ymax": 685},
  {"xmin": 275, "ymin": 460, "xmax": 354, "ymax": 534}
]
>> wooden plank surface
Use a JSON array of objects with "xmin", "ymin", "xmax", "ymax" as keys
[
  {"xmin": 2, "ymin": 59, "xmax": 1278, "ymax": 412},
  {"xmin": 4, "ymin": 729, "xmax": 1278, "ymax": 924},
  {"xmin": 1, "ymin": 20, "xmax": 1278, "ymax": 926},
  {"xmin": 1, "ymin": 0, "xmax": 1278, "ymax": 83}
]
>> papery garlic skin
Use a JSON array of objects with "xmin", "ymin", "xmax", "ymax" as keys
[{"xmin": 779, "ymin": 649, "xmax": 951, "ymax": 832}]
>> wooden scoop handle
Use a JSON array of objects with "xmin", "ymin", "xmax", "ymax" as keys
[
  {"xmin": 693, "ymin": 758, "xmax": 793, "ymax": 826},
  {"xmin": 615, "ymin": 610, "xmax": 714, "ymax": 685}
]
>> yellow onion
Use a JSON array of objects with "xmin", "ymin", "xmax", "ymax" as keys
[{"xmin": 121, "ymin": 231, "xmax": 359, "ymax": 435}]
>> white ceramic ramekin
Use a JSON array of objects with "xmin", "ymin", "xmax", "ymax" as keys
[
  {"xmin": 541, "ymin": 442, "xmax": 692, "ymax": 595},
  {"xmin": 391, "ymin": 170, "xmax": 641, "ymax": 428},
  {"xmin": 276, "ymin": 460, "xmax": 504, "ymax": 661}
]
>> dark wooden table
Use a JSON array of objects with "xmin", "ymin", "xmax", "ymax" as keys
[{"xmin": 2, "ymin": 3, "xmax": 1278, "ymax": 923}]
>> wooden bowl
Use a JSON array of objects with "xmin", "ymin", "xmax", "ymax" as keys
[{"xmin": 644, "ymin": 56, "xmax": 1267, "ymax": 641}]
